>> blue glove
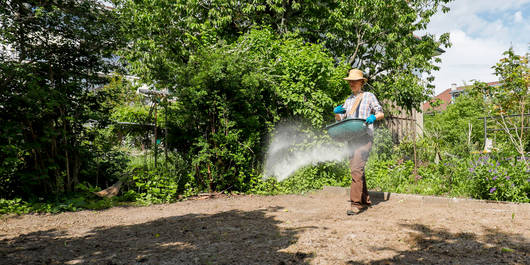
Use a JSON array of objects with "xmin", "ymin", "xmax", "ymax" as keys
[
  {"xmin": 365, "ymin": 114, "xmax": 376, "ymax": 124},
  {"xmin": 333, "ymin": 105, "xmax": 346, "ymax": 114}
]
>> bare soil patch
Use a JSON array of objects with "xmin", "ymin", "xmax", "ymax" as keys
[{"xmin": 1, "ymin": 187, "xmax": 529, "ymax": 264}]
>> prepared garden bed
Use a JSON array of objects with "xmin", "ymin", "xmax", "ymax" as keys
[{"xmin": 1, "ymin": 186, "xmax": 529, "ymax": 265}]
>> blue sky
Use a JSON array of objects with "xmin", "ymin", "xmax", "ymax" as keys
[{"xmin": 422, "ymin": 0, "xmax": 530, "ymax": 94}]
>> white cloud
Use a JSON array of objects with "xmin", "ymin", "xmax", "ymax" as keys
[
  {"xmin": 440, "ymin": 0, "xmax": 530, "ymax": 14},
  {"xmin": 419, "ymin": 0, "xmax": 530, "ymax": 94},
  {"xmin": 514, "ymin": 11, "xmax": 524, "ymax": 22},
  {"xmin": 433, "ymin": 30, "xmax": 506, "ymax": 88}
]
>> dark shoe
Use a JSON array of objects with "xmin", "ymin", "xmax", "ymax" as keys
[{"xmin": 346, "ymin": 206, "xmax": 367, "ymax": 215}]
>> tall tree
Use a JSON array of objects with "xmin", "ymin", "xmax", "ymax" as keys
[
  {"xmin": 166, "ymin": 28, "xmax": 347, "ymax": 192},
  {"xmin": 113, "ymin": 0, "xmax": 453, "ymax": 192},
  {"xmin": 0, "ymin": 0, "xmax": 123, "ymax": 197},
  {"xmin": 115, "ymin": 0, "xmax": 452, "ymax": 111}
]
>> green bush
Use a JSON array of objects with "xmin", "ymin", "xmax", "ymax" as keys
[
  {"xmin": 466, "ymin": 155, "xmax": 529, "ymax": 202},
  {"xmin": 121, "ymin": 152, "xmax": 200, "ymax": 204},
  {"xmin": 0, "ymin": 193, "xmax": 118, "ymax": 215},
  {"xmin": 249, "ymin": 162, "xmax": 350, "ymax": 195},
  {"xmin": 371, "ymin": 127, "xmax": 394, "ymax": 160},
  {"xmin": 164, "ymin": 28, "xmax": 348, "ymax": 194},
  {"xmin": 366, "ymin": 159, "xmax": 415, "ymax": 193},
  {"xmin": 0, "ymin": 198, "xmax": 32, "ymax": 215},
  {"xmin": 364, "ymin": 153, "xmax": 529, "ymax": 203},
  {"xmin": 277, "ymin": 162, "xmax": 350, "ymax": 193},
  {"xmin": 423, "ymin": 92, "xmax": 485, "ymax": 159},
  {"xmin": 132, "ymin": 169, "xmax": 180, "ymax": 204}
]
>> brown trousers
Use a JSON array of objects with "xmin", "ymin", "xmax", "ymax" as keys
[{"xmin": 348, "ymin": 136, "xmax": 373, "ymax": 208}]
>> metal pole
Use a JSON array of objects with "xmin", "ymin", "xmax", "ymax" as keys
[{"xmin": 154, "ymin": 102, "xmax": 158, "ymax": 168}]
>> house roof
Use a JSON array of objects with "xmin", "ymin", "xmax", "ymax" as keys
[{"xmin": 422, "ymin": 81, "xmax": 501, "ymax": 112}]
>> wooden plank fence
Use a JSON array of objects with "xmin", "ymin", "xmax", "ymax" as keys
[{"xmin": 381, "ymin": 103, "xmax": 423, "ymax": 144}]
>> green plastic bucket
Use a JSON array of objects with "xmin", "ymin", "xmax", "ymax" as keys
[{"xmin": 325, "ymin": 118, "xmax": 367, "ymax": 141}]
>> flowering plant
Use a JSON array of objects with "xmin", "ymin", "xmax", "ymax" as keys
[{"xmin": 467, "ymin": 155, "xmax": 529, "ymax": 202}]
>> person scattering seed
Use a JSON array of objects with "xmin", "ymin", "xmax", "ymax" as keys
[{"xmin": 333, "ymin": 69, "xmax": 384, "ymax": 215}]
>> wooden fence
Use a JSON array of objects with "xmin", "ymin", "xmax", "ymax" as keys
[{"xmin": 381, "ymin": 103, "xmax": 423, "ymax": 144}]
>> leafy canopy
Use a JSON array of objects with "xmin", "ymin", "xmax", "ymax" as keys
[
  {"xmin": 166, "ymin": 28, "xmax": 347, "ymax": 192},
  {"xmin": 115, "ymin": 0, "xmax": 452, "ymax": 111},
  {"xmin": 0, "ymin": 0, "xmax": 123, "ymax": 197}
]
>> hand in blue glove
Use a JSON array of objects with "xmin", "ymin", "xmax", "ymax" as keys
[
  {"xmin": 365, "ymin": 114, "xmax": 376, "ymax": 124},
  {"xmin": 333, "ymin": 105, "xmax": 346, "ymax": 114}
]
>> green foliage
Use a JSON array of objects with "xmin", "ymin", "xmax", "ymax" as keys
[
  {"xmin": 249, "ymin": 162, "xmax": 350, "ymax": 195},
  {"xmin": 423, "ymin": 92, "xmax": 485, "ymax": 158},
  {"xmin": 0, "ymin": 143, "xmax": 25, "ymax": 198},
  {"xmin": 82, "ymin": 126, "xmax": 131, "ymax": 187},
  {"xmin": 116, "ymin": 0, "xmax": 452, "ymax": 112},
  {"xmin": 103, "ymin": 76, "xmax": 154, "ymax": 127},
  {"xmin": 0, "ymin": 198, "xmax": 32, "ymax": 215},
  {"xmin": 164, "ymin": 28, "xmax": 347, "ymax": 193},
  {"xmin": 488, "ymin": 49, "xmax": 529, "ymax": 113},
  {"xmin": 170, "ymin": 33, "xmax": 267, "ymax": 192},
  {"xmin": 366, "ymin": 159, "xmax": 415, "ymax": 194},
  {"xmin": 365, "ymin": 153, "xmax": 529, "ymax": 202},
  {"xmin": 276, "ymin": 162, "xmax": 351, "ymax": 193},
  {"xmin": 0, "ymin": 185, "xmax": 123, "ymax": 215},
  {"xmin": 0, "ymin": 0, "xmax": 124, "ymax": 198},
  {"xmin": 472, "ymin": 49, "xmax": 529, "ymax": 159},
  {"xmin": 466, "ymin": 155, "xmax": 529, "ymax": 202},
  {"xmin": 370, "ymin": 127, "xmax": 397, "ymax": 160},
  {"xmin": 118, "ymin": 153, "xmax": 199, "ymax": 204},
  {"xmin": 366, "ymin": 157, "xmax": 454, "ymax": 196},
  {"xmin": 133, "ymin": 169, "xmax": 180, "ymax": 204}
]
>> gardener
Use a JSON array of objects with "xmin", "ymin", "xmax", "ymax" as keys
[{"xmin": 333, "ymin": 69, "xmax": 384, "ymax": 215}]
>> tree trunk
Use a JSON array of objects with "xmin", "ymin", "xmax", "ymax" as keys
[
  {"xmin": 207, "ymin": 163, "xmax": 213, "ymax": 193},
  {"xmin": 60, "ymin": 107, "xmax": 71, "ymax": 193},
  {"xmin": 65, "ymin": 149, "xmax": 71, "ymax": 192},
  {"xmin": 72, "ymin": 151, "xmax": 81, "ymax": 191}
]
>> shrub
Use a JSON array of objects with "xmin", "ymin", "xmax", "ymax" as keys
[
  {"xmin": 0, "ymin": 198, "xmax": 32, "ymax": 215},
  {"xmin": 366, "ymin": 159, "xmax": 415, "ymax": 194},
  {"xmin": 0, "ymin": 191, "xmax": 119, "ymax": 215},
  {"xmin": 365, "ymin": 157, "xmax": 476, "ymax": 197},
  {"xmin": 371, "ymin": 127, "xmax": 394, "ymax": 160},
  {"xmin": 466, "ymin": 155, "xmax": 529, "ymax": 202},
  {"xmin": 132, "ymin": 169, "xmax": 180, "ymax": 204},
  {"xmin": 277, "ymin": 162, "xmax": 350, "ymax": 193},
  {"xmin": 249, "ymin": 162, "xmax": 350, "ymax": 195}
]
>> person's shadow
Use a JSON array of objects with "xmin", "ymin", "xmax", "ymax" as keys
[
  {"xmin": 0, "ymin": 207, "xmax": 313, "ymax": 265},
  {"xmin": 368, "ymin": 191, "xmax": 391, "ymax": 207}
]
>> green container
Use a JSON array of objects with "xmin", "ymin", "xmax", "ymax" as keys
[{"xmin": 325, "ymin": 118, "xmax": 367, "ymax": 141}]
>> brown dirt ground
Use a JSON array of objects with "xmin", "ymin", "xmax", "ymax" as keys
[{"xmin": 1, "ymin": 186, "xmax": 529, "ymax": 265}]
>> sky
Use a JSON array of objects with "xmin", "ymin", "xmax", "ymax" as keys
[{"xmin": 422, "ymin": 0, "xmax": 530, "ymax": 95}]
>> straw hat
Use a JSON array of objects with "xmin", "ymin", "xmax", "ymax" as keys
[{"xmin": 343, "ymin": 69, "xmax": 367, "ymax": 82}]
